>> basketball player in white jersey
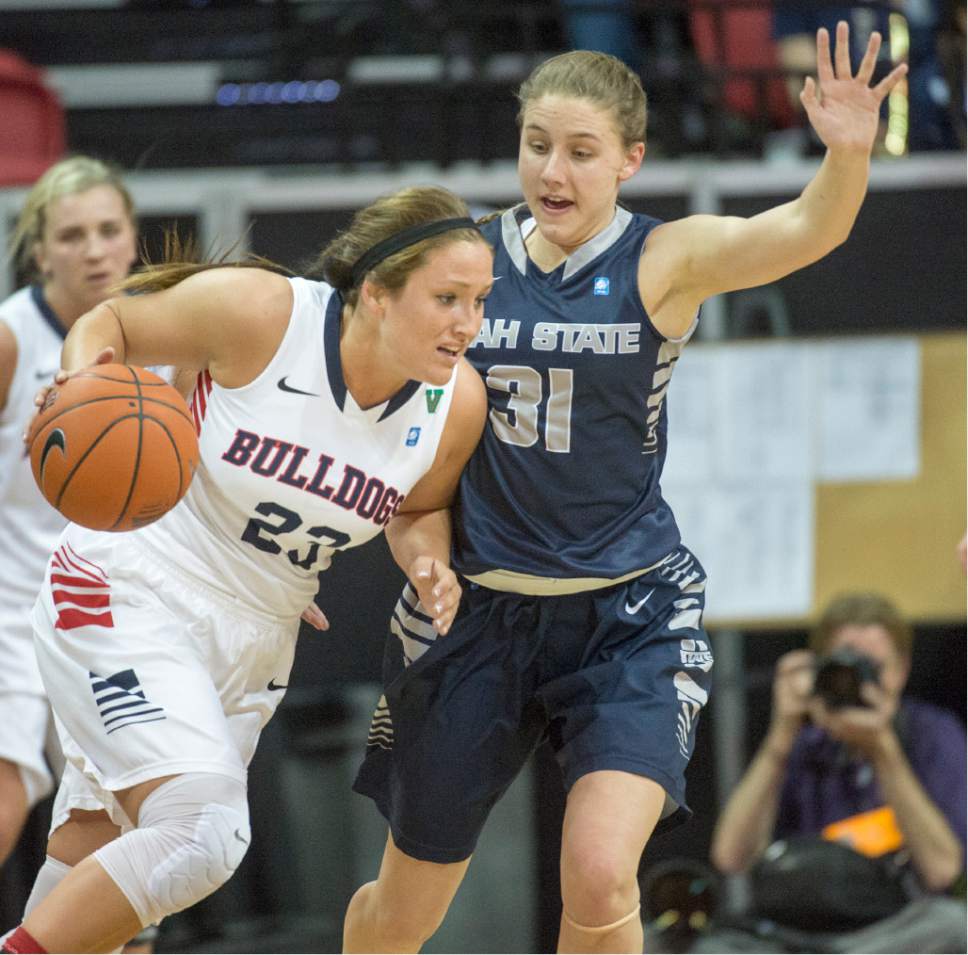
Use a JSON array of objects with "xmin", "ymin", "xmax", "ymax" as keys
[
  {"xmin": 0, "ymin": 157, "xmax": 137, "ymax": 876},
  {"xmin": 2, "ymin": 186, "xmax": 492, "ymax": 955}
]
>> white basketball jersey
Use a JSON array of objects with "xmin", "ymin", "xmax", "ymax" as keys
[
  {"xmin": 136, "ymin": 277, "xmax": 457, "ymax": 617},
  {"xmin": 0, "ymin": 287, "xmax": 68, "ymax": 607}
]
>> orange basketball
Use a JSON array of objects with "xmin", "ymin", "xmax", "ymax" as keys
[{"xmin": 28, "ymin": 364, "xmax": 200, "ymax": 532}]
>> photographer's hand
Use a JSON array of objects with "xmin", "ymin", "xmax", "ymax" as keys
[
  {"xmin": 807, "ymin": 681, "xmax": 897, "ymax": 757},
  {"xmin": 768, "ymin": 649, "xmax": 815, "ymax": 755}
]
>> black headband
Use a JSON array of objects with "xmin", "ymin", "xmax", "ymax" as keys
[{"xmin": 350, "ymin": 217, "xmax": 479, "ymax": 287}]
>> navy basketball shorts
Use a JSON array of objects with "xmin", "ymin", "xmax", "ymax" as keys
[{"xmin": 353, "ymin": 546, "xmax": 714, "ymax": 863}]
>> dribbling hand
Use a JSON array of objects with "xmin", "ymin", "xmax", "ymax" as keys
[
  {"xmin": 408, "ymin": 556, "xmax": 461, "ymax": 635},
  {"xmin": 801, "ymin": 21, "xmax": 907, "ymax": 154},
  {"xmin": 23, "ymin": 346, "xmax": 116, "ymax": 444}
]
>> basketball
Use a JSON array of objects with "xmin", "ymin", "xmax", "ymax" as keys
[{"xmin": 28, "ymin": 364, "xmax": 200, "ymax": 532}]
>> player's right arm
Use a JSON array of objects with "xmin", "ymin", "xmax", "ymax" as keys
[
  {"xmin": 60, "ymin": 267, "xmax": 294, "ymax": 390},
  {"xmin": 385, "ymin": 359, "xmax": 487, "ymax": 634}
]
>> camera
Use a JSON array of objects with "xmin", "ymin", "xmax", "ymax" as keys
[{"xmin": 812, "ymin": 647, "xmax": 881, "ymax": 709}]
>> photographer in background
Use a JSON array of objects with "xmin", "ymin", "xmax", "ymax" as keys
[{"xmin": 712, "ymin": 592, "xmax": 964, "ymax": 911}]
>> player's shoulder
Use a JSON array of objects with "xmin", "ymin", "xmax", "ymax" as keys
[
  {"xmin": 454, "ymin": 357, "xmax": 486, "ymax": 406},
  {"xmin": 188, "ymin": 264, "xmax": 290, "ymax": 296},
  {"xmin": 182, "ymin": 267, "xmax": 296, "ymax": 329},
  {"xmin": 440, "ymin": 359, "xmax": 487, "ymax": 455},
  {"xmin": 0, "ymin": 285, "xmax": 38, "ymax": 324},
  {"xmin": 478, "ymin": 211, "xmax": 506, "ymax": 247}
]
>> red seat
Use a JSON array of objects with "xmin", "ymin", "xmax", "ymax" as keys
[
  {"xmin": 0, "ymin": 49, "xmax": 66, "ymax": 187},
  {"xmin": 689, "ymin": 1, "xmax": 796, "ymax": 129}
]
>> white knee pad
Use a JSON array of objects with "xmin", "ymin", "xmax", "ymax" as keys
[
  {"xmin": 93, "ymin": 772, "xmax": 250, "ymax": 927},
  {"xmin": 24, "ymin": 854, "xmax": 73, "ymax": 917}
]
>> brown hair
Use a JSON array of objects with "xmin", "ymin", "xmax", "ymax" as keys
[
  {"xmin": 10, "ymin": 155, "xmax": 136, "ymax": 280},
  {"xmin": 117, "ymin": 186, "xmax": 487, "ymax": 303},
  {"xmin": 809, "ymin": 593, "xmax": 914, "ymax": 658},
  {"xmin": 118, "ymin": 231, "xmax": 289, "ymax": 296},
  {"xmin": 516, "ymin": 50, "xmax": 647, "ymax": 149},
  {"xmin": 312, "ymin": 185, "xmax": 488, "ymax": 307}
]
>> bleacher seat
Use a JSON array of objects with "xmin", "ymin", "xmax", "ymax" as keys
[{"xmin": 0, "ymin": 49, "xmax": 65, "ymax": 187}]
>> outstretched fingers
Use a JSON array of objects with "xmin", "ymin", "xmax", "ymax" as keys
[
  {"xmin": 816, "ymin": 26, "xmax": 835, "ymax": 85},
  {"xmin": 833, "ymin": 20, "xmax": 852, "ymax": 79},
  {"xmin": 873, "ymin": 62, "xmax": 909, "ymax": 102},
  {"xmin": 799, "ymin": 75, "xmax": 818, "ymax": 111},
  {"xmin": 855, "ymin": 30, "xmax": 882, "ymax": 85}
]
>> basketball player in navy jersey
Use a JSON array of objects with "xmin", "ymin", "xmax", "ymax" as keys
[
  {"xmin": 3, "ymin": 187, "xmax": 492, "ymax": 955},
  {"xmin": 347, "ymin": 23, "xmax": 908, "ymax": 954}
]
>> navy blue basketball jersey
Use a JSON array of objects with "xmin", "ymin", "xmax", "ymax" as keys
[{"xmin": 453, "ymin": 204, "xmax": 694, "ymax": 580}]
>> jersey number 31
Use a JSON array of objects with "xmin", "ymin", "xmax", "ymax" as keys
[{"xmin": 486, "ymin": 364, "xmax": 574, "ymax": 453}]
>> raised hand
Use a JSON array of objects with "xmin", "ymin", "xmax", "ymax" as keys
[{"xmin": 800, "ymin": 21, "xmax": 908, "ymax": 153}]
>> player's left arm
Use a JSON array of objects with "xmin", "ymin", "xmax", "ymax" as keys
[
  {"xmin": 647, "ymin": 23, "xmax": 906, "ymax": 310},
  {"xmin": 385, "ymin": 360, "xmax": 487, "ymax": 634}
]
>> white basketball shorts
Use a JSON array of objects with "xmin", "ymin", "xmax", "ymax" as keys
[{"xmin": 30, "ymin": 525, "xmax": 300, "ymax": 815}]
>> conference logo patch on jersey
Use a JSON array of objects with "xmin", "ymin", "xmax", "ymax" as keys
[
  {"xmin": 425, "ymin": 388, "xmax": 444, "ymax": 413},
  {"xmin": 593, "ymin": 276, "xmax": 610, "ymax": 296},
  {"xmin": 406, "ymin": 427, "xmax": 421, "ymax": 446},
  {"xmin": 89, "ymin": 668, "xmax": 166, "ymax": 735}
]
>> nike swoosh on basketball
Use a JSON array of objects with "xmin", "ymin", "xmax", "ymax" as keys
[
  {"xmin": 624, "ymin": 588, "xmax": 655, "ymax": 615},
  {"xmin": 277, "ymin": 377, "xmax": 319, "ymax": 397},
  {"xmin": 267, "ymin": 678, "xmax": 288, "ymax": 691},
  {"xmin": 40, "ymin": 429, "xmax": 66, "ymax": 482}
]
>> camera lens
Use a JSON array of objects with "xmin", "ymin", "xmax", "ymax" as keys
[{"xmin": 813, "ymin": 648, "xmax": 880, "ymax": 709}]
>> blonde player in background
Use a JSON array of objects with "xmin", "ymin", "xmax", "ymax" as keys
[{"xmin": 0, "ymin": 155, "xmax": 137, "ymax": 875}]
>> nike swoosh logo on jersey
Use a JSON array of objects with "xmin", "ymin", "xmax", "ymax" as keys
[
  {"xmin": 624, "ymin": 587, "xmax": 656, "ymax": 615},
  {"xmin": 267, "ymin": 678, "xmax": 288, "ymax": 691},
  {"xmin": 35, "ymin": 369, "xmax": 59, "ymax": 380},
  {"xmin": 234, "ymin": 828, "xmax": 249, "ymax": 846},
  {"xmin": 277, "ymin": 377, "xmax": 319, "ymax": 397}
]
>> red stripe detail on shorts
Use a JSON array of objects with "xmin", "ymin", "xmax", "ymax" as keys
[
  {"xmin": 53, "ymin": 546, "xmax": 103, "ymax": 584},
  {"xmin": 58, "ymin": 552, "xmax": 101, "ymax": 584},
  {"xmin": 51, "ymin": 589, "xmax": 110, "ymax": 608},
  {"xmin": 50, "ymin": 573, "xmax": 108, "ymax": 589},
  {"xmin": 54, "ymin": 608, "xmax": 115, "ymax": 631},
  {"xmin": 204, "ymin": 369, "xmax": 213, "ymax": 394},
  {"xmin": 190, "ymin": 388, "xmax": 202, "ymax": 435},
  {"xmin": 63, "ymin": 542, "xmax": 109, "ymax": 580},
  {"xmin": 196, "ymin": 379, "xmax": 207, "ymax": 418}
]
